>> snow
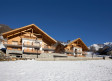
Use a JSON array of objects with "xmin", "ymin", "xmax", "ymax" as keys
[
  {"xmin": 89, "ymin": 44, "xmax": 103, "ymax": 51},
  {"xmin": 89, "ymin": 42, "xmax": 112, "ymax": 51},
  {"xmin": 104, "ymin": 42, "xmax": 112, "ymax": 46},
  {"xmin": 0, "ymin": 60, "xmax": 112, "ymax": 81},
  {"xmin": 0, "ymin": 42, "xmax": 5, "ymax": 49}
]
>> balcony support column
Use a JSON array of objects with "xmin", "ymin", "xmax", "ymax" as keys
[
  {"xmin": 73, "ymin": 47, "xmax": 75, "ymax": 55},
  {"xmin": 39, "ymin": 42, "xmax": 43, "ymax": 53},
  {"xmin": 80, "ymin": 48, "xmax": 82, "ymax": 55}
]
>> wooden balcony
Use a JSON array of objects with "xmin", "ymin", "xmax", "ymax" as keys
[
  {"xmin": 7, "ymin": 49, "xmax": 22, "ymax": 54},
  {"xmin": 65, "ymin": 50, "xmax": 73, "ymax": 54},
  {"xmin": 43, "ymin": 46, "xmax": 55, "ymax": 51},
  {"xmin": 23, "ymin": 36, "xmax": 42, "ymax": 40},
  {"xmin": 23, "ymin": 36, "xmax": 37, "ymax": 39},
  {"xmin": 23, "ymin": 49, "xmax": 42, "ymax": 54},
  {"xmin": 77, "ymin": 51, "xmax": 82, "ymax": 54},
  {"xmin": 3, "ymin": 42, "xmax": 22, "ymax": 47},
  {"xmin": 37, "ymin": 38, "xmax": 42, "ymax": 40},
  {"xmin": 23, "ymin": 42, "xmax": 41, "ymax": 48},
  {"xmin": 82, "ymin": 51, "xmax": 87, "ymax": 55},
  {"xmin": 75, "ymin": 54, "xmax": 85, "ymax": 57}
]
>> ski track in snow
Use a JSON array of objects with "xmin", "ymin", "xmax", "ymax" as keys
[{"xmin": 0, "ymin": 60, "xmax": 112, "ymax": 81}]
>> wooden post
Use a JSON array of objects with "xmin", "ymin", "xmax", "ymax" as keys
[
  {"xmin": 30, "ymin": 32, "xmax": 31, "ymax": 37},
  {"xmin": 7, "ymin": 37, "xmax": 8, "ymax": 40},
  {"xmin": 41, "ymin": 35, "xmax": 43, "ymax": 40},
  {"xmin": 20, "ymin": 32, "xmax": 22, "ymax": 38},
  {"xmin": 32, "ymin": 29, "xmax": 33, "ymax": 37}
]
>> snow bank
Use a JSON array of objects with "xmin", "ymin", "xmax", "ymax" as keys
[{"xmin": 0, "ymin": 60, "xmax": 112, "ymax": 81}]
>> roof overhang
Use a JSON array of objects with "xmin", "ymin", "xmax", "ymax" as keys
[
  {"xmin": 2, "ymin": 24, "xmax": 57, "ymax": 44},
  {"xmin": 67, "ymin": 38, "xmax": 89, "ymax": 51}
]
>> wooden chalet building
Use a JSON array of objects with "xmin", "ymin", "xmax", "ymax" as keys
[
  {"xmin": 64, "ymin": 38, "xmax": 89, "ymax": 57},
  {"xmin": 2, "ymin": 24, "xmax": 57, "ymax": 58},
  {"xmin": 55, "ymin": 38, "xmax": 89, "ymax": 57}
]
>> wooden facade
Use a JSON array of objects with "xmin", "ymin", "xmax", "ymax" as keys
[
  {"xmin": 55, "ymin": 38, "xmax": 89, "ymax": 57},
  {"xmin": 64, "ymin": 38, "xmax": 89, "ymax": 57},
  {"xmin": 2, "ymin": 24, "xmax": 57, "ymax": 58}
]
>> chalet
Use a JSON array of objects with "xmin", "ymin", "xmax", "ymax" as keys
[
  {"xmin": 64, "ymin": 38, "xmax": 89, "ymax": 57},
  {"xmin": 2, "ymin": 24, "xmax": 57, "ymax": 58},
  {"xmin": 55, "ymin": 38, "xmax": 89, "ymax": 57}
]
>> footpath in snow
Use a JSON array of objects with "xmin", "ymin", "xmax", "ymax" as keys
[{"xmin": 0, "ymin": 60, "xmax": 112, "ymax": 81}]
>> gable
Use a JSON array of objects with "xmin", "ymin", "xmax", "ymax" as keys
[
  {"xmin": 67, "ymin": 38, "xmax": 89, "ymax": 51},
  {"xmin": 2, "ymin": 24, "xmax": 57, "ymax": 45}
]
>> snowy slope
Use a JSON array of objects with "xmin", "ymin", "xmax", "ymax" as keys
[{"xmin": 0, "ymin": 60, "xmax": 112, "ymax": 81}]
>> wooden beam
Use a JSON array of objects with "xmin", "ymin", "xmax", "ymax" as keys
[
  {"xmin": 7, "ymin": 37, "xmax": 8, "ymax": 40},
  {"xmin": 7, "ymin": 32, "xmax": 20, "ymax": 38},
  {"xmin": 7, "ymin": 28, "xmax": 32, "ymax": 38},
  {"xmin": 32, "ymin": 29, "xmax": 33, "ymax": 37},
  {"xmin": 21, "ymin": 28, "xmax": 32, "ymax": 33},
  {"xmin": 33, "ymin": 33, "xmax": 41, "ymax": 36},
  {"xmin": 32, "ymin": 29, "xmax": 33, "ymax": 34},
  {"xmin": 30, "ymin": 32, "xmax": 31, "ymax": 37}
]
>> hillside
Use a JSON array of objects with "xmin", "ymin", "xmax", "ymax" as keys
[{"xmin": 0, "ymin": 24, "xmax": 12, "ymax": 34}]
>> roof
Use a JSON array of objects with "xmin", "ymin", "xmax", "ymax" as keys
[
  {"xmin": 2, "ymin": 24, "xmax": 57, "ymax": 44},
  {"xmin": 67, "ymin": 38, "xmax": 89, "ymax": 51}
]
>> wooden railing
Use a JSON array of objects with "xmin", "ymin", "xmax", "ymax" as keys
[
  {"xmin": 24, "ymin": 49, "xmax": 42, "ymax": 53},
  {"xmin": 23, "ymin": 42, "xmax": 41, "ymax": 47},
  {"xmin": 65, "ymin": 49, "xmax": 73, "ymax": 53},
  {"xmin": 23, "ymin": 36, "xmax": 42, "ymax": 40},
  {"xmin": 7, "ymin": 48, "xmax": 22, "ymax": 51},
  {"xmin": 82, "ymin": 51, "xmax": 87, "ymax": 55},
  {"xmin": 37, "ymin": 38, "xmax": 42, "ymax": 40},
  {"xmin": 23, "ymin": 36, "xmax": 37, "ymax": 39},
  {"xmin": 77, "ymin": 51, "xmax": 82, "ymax": 54},
  {"xmin": 3, "ymin": 41, "xmax": 22, "ymax": 45},
  {"xmin": 43, "ymin": 46, "xmax": 55, "ymax": 50}
]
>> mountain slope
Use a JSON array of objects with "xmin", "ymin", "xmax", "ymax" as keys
[
  {"xmin": 0, "ymin": 24, "xmax": 12, "ymax": 34},
  {"xmin": 89, "ymin": 42, "xmax": 112, "ymax": 52}
]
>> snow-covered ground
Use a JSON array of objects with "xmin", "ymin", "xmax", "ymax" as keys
[{"xmin": 0, "ymin": 60, "xmax": 112, "ymax": 81}]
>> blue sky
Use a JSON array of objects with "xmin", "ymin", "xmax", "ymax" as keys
[{"xmin": 0, "ymin": 0, "xmax": 112, "ymax": 46}]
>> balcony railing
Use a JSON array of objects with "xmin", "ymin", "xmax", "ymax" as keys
[
  {"xmin": 7, "ymin": 49, "xmax": 22, "ymax": 54},
  {"xmin": 23, "ymin": 42, "xmax": 41, "ymax": 48},
  {"xmin": 82, "ymin": 51, "xmax": 87, "ymax": 55},
  {"xmin": 65, "ymin": 50, "xmax": 73, "ymax": 54},
  {"xmin": 23, "ymin": 36, "xmax": 42, "ymax": 40},
  {"xmin": 43, "ymin": 46, "xmax": 55, "ymax": 51},
  {"xmin": 3, "ymin": 42, "xmax": 22, "ymax": 47},
  {"xmin": 37, "ymin": 38, "xmax": 42, "ymax": 40},
  {"xmin": 23, "ymin": 49, "xmax": 42, "ymax": 54},
  {"xmin": 23, "ymin": 36, "xmax": 37, "ymax": 39},
  {"xmin": 77, "ymin": 51, "xmax": 82, "ymax": 54}
]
